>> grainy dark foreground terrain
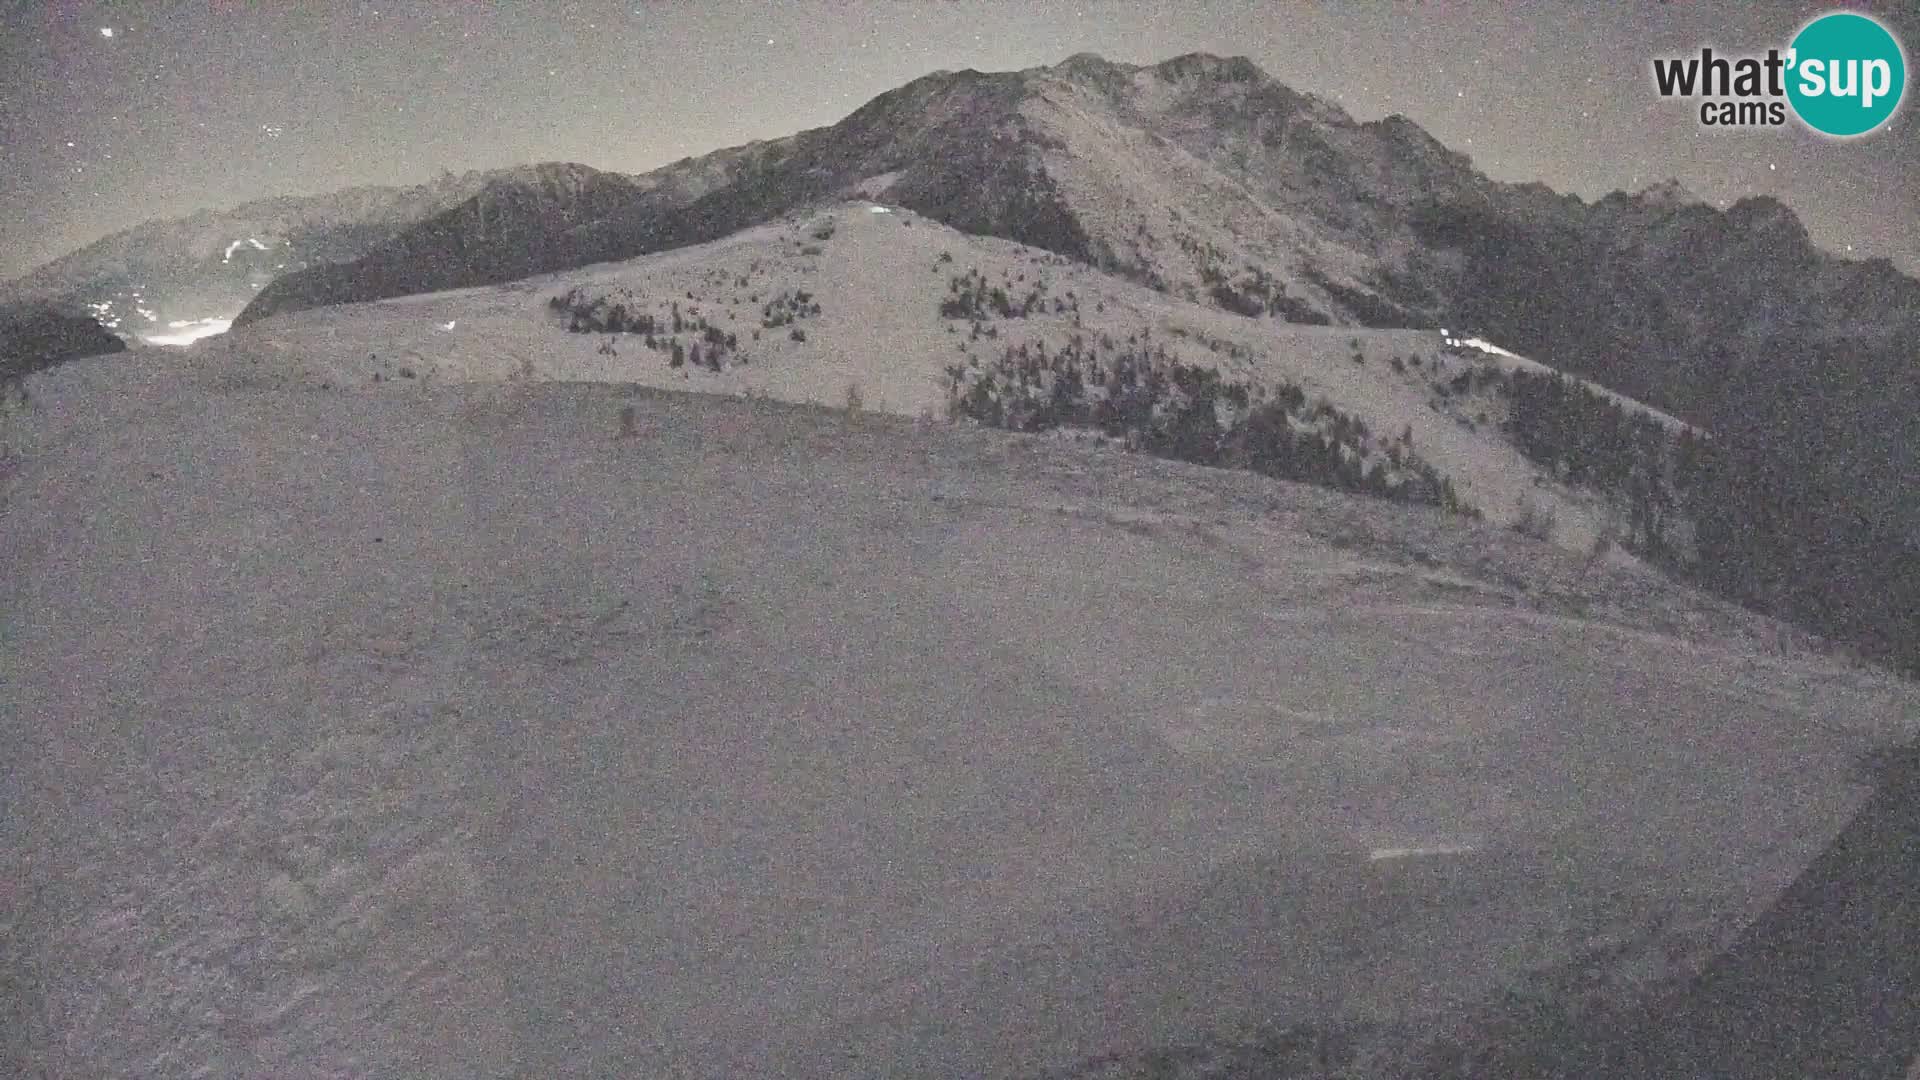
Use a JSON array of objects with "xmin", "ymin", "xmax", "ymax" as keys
[{"xmin": 3, "ymin": 373, "xmax": 1914, "ymax": 1078}]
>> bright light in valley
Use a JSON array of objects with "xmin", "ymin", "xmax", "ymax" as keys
[{"xmin": 143, "ymin": 317, "xmax": 233, "ymax": 346}]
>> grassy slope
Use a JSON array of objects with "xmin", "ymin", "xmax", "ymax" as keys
[{"xmin": 4, "ymin": 359, "xmax": 1915, "ymax": 1077}]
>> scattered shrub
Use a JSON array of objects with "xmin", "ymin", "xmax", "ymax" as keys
[{"xmin": 1511, "ymin": 497, "xmax": 1557, "ymax": 542}]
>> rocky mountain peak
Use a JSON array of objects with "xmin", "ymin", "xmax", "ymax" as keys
[
  {"xmin": 1722, "ymin": 194, "xmax": 1809, "ymax": 241},
  {"xmin": 1635, "ymin": 177, "xmax": 1704, "ymax": 209},
  {"xmin": 1051, "ymin": 51, "xmax": 1126, "ymax": 76},
  {"xmin": 471, "ymin": 163, "xmax": 622, "ymax": 212},
  {"xmin": 1151, "ymin": 52, "xmax": 1267, "ymax": 84}
]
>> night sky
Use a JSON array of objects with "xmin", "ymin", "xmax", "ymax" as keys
[{"xmin": 3, "ymin": 0, "xmax": 1916, "ymax": 281}]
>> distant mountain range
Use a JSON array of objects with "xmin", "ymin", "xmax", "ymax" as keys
[{"xmin": 0, "ymin": 167, "xmax": 573, "ymax": 340}]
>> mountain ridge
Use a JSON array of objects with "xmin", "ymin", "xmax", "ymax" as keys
[{"xmin": 0, "ymin": 167, "xmax": 523, "ymax": 337}]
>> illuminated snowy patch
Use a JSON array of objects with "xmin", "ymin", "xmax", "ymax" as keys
[
  {"xmin": 1461, "ymin": 337, "xmax": 1520, "ymax": 358},
  {"xmin": 868, "ymin": 205, "xmax": 892, "ymax": 214},
  {"xmin": 143, "ymin": 317, "xmax": 232, "ymax": 346},
  {"xmin": 248, "ymin": 237, "xmax": 268, "ymax": 251},
  {"xmin": 1441, "ymin": 332, "xmax": 1522, "ymax": 359},
  {"xmin": 440, "ymin": 320, "xmax": 457, "ymax": 331}
]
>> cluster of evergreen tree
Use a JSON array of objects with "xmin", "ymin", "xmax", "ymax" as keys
[
  {"xmin": 1502, "ymin": 368, "xmax": 1678, "ymax": 555},
  {"xmin": 760, "ymin": 289, "xmax": 820, "ymax": 329},
  {"xmin": 1674, "ymin": 428, "xmax": 1920, "ymax": 676},
  {"xmin": 1166, "ymin": 234, "xmax": 1330, "ymax": 324},
  {"xmin": 945, "ymin": 336, "xmax": 1478, "ymax": 517},
  {"xmin": 1495, "ymin": 364, "xmax": 1920, "ymax": 676},
  {"xmin": 1195, "ymin": 259, "xmax": 1317, "ymax": 321},
  {"xmin": 1174, "ymin": 232, "xmax": 1227, "ymax": 265},
  {"xmin": 549, "ymin": 289, "xmax": 740, "ymax": 372},
  {"xmin": 937, "ymin": 267, "xmax": 1074, "ymax": 321}
]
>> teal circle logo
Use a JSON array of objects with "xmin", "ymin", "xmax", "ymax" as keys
[{"xmin": 1786, "ymin": 11, "xmax": 1905, "ymax": 137}]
